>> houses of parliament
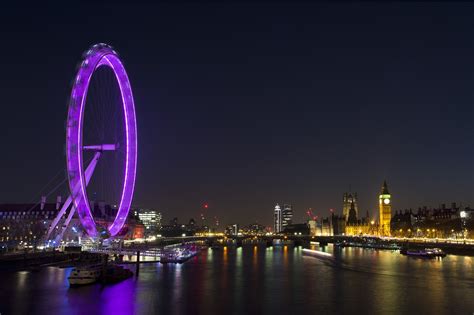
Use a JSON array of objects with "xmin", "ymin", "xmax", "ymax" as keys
[{"xmin": 331, "ymin": 181, "xmax": 392, "ymax": 236}]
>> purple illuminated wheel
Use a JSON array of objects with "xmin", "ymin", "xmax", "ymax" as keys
[{"xmin": 66, "ymin": 43, "xmax": 137, "ymax": 237}]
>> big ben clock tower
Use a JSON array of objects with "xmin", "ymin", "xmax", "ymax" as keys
[{"xmin": 379, "ymin": 180, "xmax": 392, "ymax": 236}]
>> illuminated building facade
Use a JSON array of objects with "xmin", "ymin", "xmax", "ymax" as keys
[
  {"xmin": 308, "ymin": 219, "xmax": 317, "ymax": 235},
  {"xmin": 308, "ymin": 217, "xmax": 334, "ymax": 236},
  {"xmin": 225, "ymin": 224, "xmax": 239, "ymax": 236},
  {"xmin": 134, "ymin": 209, "xmax": 162, "ymax": 235},
  {"xmin": 0, "ymin": 202, "xmax": 145, "ymax": 250},
  {"xmin": 282, "ymin": 204, "xmax": 293, "ymax": 229},
  {"xmin": 379, "ymin": 181, "xmax": 392, "ymax": 236},
  {"xmin": 344, "ymin": 201, "xmax": 373, "ymax": 236},
  {"xmin": 274, "ymin": 204, "xmax": 282, "ymax": 233},
  {"xmin": 391, "ymin": 203, "xmax": 474, "ymax": 238},
  {"xmin": 0, "ymin": 203, "xmax": 60, "ymax": 249},
  {"xmin": 319, "ymin": 218, "xmax": 333, "ymax": 236}
]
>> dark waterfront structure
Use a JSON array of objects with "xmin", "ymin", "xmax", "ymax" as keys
[
  {"xmin": 159, "ymin": 217, "xmax": 208, "ymax": 237},
  {"xmin": 283, "ymin": 223, "xmax": 310, "ymax": 235},
  {"xmin": 242, "ymin": 223, "xmax": 267, "ymax": 235}
]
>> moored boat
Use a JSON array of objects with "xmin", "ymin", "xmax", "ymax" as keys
[
  {"xmin": 335, "ymin": 239, "xmax": 401, "ymax": 250},
  {"xmin": 68, "ymin": 262, "xmax": 135, "ymax": 286},
  {"xmin": 400, "ymin": 247, "xmax": 446, "ymax": 258},
  {"xmin": 160, "ymin": 248, "xmax": 198, "ymax": 263},
  {"xmin": 68, "ymin": 264, "xmax": 102, "ymax": 286},
  {"xmin": 100, "ymin": 265, "xmax": 133, "ymax": 284},
  {"xmin": 424, "ymin": 248, "xmax": 447, "ymax": 257}
]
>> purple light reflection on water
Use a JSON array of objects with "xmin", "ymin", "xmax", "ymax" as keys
[{"xmin": 100, "ymin": 274, "xmax": 137, "ymax": 314}]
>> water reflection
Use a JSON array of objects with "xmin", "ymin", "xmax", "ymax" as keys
[
  {"xmin": 17, "ymin": 271, "xmax": 28, "ymax": 289},
  {"xmin": 1, "ymin": 247, "xmax": 474, "ymax": 314}
]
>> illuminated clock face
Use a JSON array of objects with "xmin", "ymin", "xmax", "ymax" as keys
[{"xmin": 383, "ymin": 198, "xmax": 390, "ymax": 205}]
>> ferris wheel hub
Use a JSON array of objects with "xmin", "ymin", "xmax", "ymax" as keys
[{"xmin": 83, "ymin": 144, "xmax": 118, "ymax": 151}]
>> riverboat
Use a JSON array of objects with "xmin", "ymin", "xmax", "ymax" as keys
[
  {"xmin": 400, "ymin": 248, "xmax": 446, "ymax": 258},
  {"xmin": 68, "ymin": 264, "xmax": 102, "ymax": 286},
  {"xmin": 160, "ymin": 247, "xmax": 198, "ymax": 263},
  {"xmin": 425, "ymin": 248, "xmax": 447, "ymax": 257},
  {"xmin": 68, "ymin": 264, "xmax": 134, "ymax": 286},
  {"xmin": 335, "ymin": 240, "xmax": 401, "ymax": 250}
]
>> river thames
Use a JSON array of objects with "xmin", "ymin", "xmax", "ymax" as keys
[{"xmin": 1, "ymin": 245, "xmax": 473, "ymax": 314}]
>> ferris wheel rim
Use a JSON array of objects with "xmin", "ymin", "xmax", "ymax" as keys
[{"xmin": 66, "ymin": 43, "xmax": 137, "ymax": 238}]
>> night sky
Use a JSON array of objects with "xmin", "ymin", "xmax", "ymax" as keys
[{"xmin": 0, "ymin": 1, "xmax": 473, "ymax": 227}]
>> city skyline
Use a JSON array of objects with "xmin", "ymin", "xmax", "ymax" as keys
[
  {"xmin": 0, "ymin": 2, "xmax": 473, "ymax": 227},
  {"xmin": 1, "ymin": 2, "xmax": 474, "ymax": 314}
]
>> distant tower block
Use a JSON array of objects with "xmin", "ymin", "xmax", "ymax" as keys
[
  {"xmin": 282, "ymin": 204, "xmax": 293, "ymax": 229},
  {"xmin": 378, "ymin": 181, "xmax": 392, "ymax": 236},
  {"xmin": 343, "ymin": 192, "xmax": 358, "ymax": 221},
  {"xmin": 274, "ymin": 204, "xmax": 282, "ymax": 233}
]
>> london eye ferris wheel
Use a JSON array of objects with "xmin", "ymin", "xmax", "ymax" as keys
[{"xmin": 65, "ymin": 43, "xmax": 138, "ymax": 238}]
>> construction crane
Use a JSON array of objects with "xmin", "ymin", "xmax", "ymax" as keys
[{"xmin": 306, "ymin": 208, "xmax": 318, "ymax": 221}]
